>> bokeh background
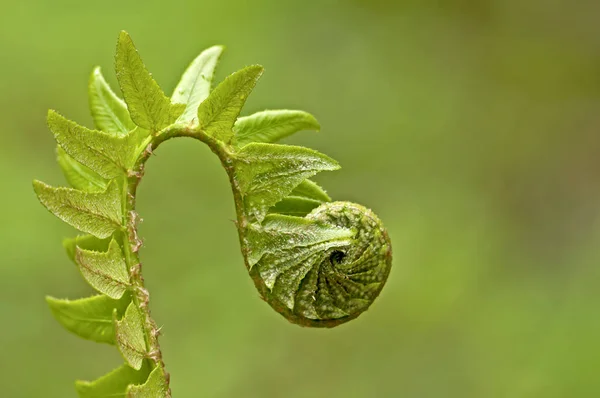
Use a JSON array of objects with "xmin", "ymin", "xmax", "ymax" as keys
[{"xmin": 2, "ymin": 0, "xmax": 600, "ymax": 397}]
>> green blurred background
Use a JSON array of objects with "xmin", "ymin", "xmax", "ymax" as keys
[{"xmin": 2, "ymin": 0, "xmax": 599, "ymax": 397}]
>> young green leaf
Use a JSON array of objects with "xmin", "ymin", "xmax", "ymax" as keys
[
  {"xmin": 89, "ymin": 66, "xmax": 136, "ymax": 135},
  {"xmin": 75, "ymin": 239, "xmax": 131, "ymax": 299},
  {"xmin": 234, "ymin": 143, "xmax": 340, "ymax": 222},
  {"xmin": 172, "ymin": 45, "xmax": 224, "ymax": 123},
  {"xmin": 64, "ymin": 235, "xmax": 112, "ymax": 263},
  {"xmin": 197, "ymin": 65, "xmax": 264, "ymax": 142},
  {"xmin": 234, "ymin": 110, "xmax": 320, "ymax": 146},
  {"xmin": 126, "ymin": 365, "xmax": 169, "ymax": 397},
  {"xmin": 246, "ymin": 214, "xmax": 354, "ymax": 267},
  {"xmin": 33, "ymin": 180, "xmax": 122, "ymax": 239},
  {"xmin": 46, "ymin": 294, "xmax": 129, "ymax": 344},
  {"xmin": 268, "ymin": 196, "xmax": 322, "ymax": 217},
  {"xmin": 290, "ymin": 179, "xmax": 331, "ymax": 202},
  {"xmin": 75, "ymin": 362, "xmax": 150, "ymax": 398},
  {"xmin": 47, "ymin": 110, "xmax": 139, "ymax": 179},
  {"xmin": 270, "ymin": 179, "xmax": 333, "ymax": 218},
  {"xmin": 115, "ymin": 302, "xmax": 147, "ymax": 370},
  {"xmin": 115, "ymin": 31, "xmax": 182, "ymax": 131},
  {"xmin": 57, "ymin": 146, "xmax": 108, "ymax": 192}
]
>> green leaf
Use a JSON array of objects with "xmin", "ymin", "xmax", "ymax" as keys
[
  {"xmin": 57, "ymin": 146, "xmax": 108, "ymax": 192},
  {"xmin": 234, "ymin": 143, "xmax": 340, "ymax": 222},
  {"xmin": 75, "ymin": 239, "xmax": 130, "ymax": 299},
  {"xmin": 115, "ymin": 31, "xmax": 181, "ymax": 131},
  {"xmin": 89, "ymin": 66, "xmax": 136, "ymax": 136},
  {"xmin": 246, "ymin": 213, "xmax": 355, "ymax": 268},
  {"xmin": 172, "ymin": 45, "xmax": 224, "ymax": 123},
  {"xmin": 126, "ymin": 366, "xmax": 168, "ymax": 397},
  {"xmin": 33, "ymin": 180, "xmax": 122, "ymax": 239},
  {"xmin": 267, "ymin": 178, "xmax": 332, "ymax": 217},
  {"xmin": 197, "ymin": 65, "xmax": 263, "ymax": 142},
  {"xmin": 268, "ymin": 196, "xmax": 322, "ymax": 217},
  {"xmin": 290, "ymin": 179, "xmax": 331, "ymax": 202},
  {"xmin": 115, "ymin": 302, "xmax": 147, "ymax": 370},
  {"xmin": 64, "ymin": 235, "xmax": 111, "ymax": 263},
  {"xmin": 46, "ymin": 294, "xmax": 129, "ymax": 344},
  {"xmin": 47, "ymin": 110, "xmax": 141, "ymax": 179},
  {"xmin": 234, "ymin": 110, "xmax": 320, "ymax": 146},
  {"xmin": 75, "ymin": 362, "xmax": 150, "ymax": 398}
]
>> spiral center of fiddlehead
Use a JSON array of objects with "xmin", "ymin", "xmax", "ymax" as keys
[{"xmin": 329, "ymin": 250, "xmax": 346, "ymax": 266}]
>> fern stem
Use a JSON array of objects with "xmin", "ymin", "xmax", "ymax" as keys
[{"xmin": 125, "ymin": 143, "xmax": 172, "ymax": 397}]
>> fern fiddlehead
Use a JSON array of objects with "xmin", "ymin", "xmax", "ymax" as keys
[
  {"xmin": 34, "ymin": 31, "xmax": 392, "ymax": 396},
  {"xmin": 254, "ymin": 201, "xmax": 392, "ymax": 327}
]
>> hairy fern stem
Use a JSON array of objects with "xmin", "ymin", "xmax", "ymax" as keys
[{"xmin": 124, "ymin": 142, "xmax": 171, "ymax": 396}]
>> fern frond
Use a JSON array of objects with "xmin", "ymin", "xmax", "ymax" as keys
[{"xmin": 33, "ymin": 30, "xmax": 392, "ymax": 397}]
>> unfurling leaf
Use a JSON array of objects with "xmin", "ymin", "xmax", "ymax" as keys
[
  {"xmin": 234, "ymin": 143, "xmax": 340, "ymax": 222},
  {"xmin": 89, "ymin": 66, "xmax": 136, "ymax": 135},
  {"xmin": 57, "ymin": 146, "xmax": 108, "ymax": 192},
  {"xmin": 268, "ymin": 196, "xmax": 323, "ymax": 217},
  {"xmin": 47, "ymin": 110, "xmax": 141, "ymax": 179},
  {"xmin": 46, "ymin": 294, "xmax": 129, "ymax": 344},
  {"xmin": 75, "ymin": 239, "xmax": 130, "ymax": 299},
  {"xmin": 115, "ymin": 31, "xmax": 183, "ymax": 131},
  {"xmin": 172, "ymin": 45, "xmax": 224, "ymax": 123},
  {"xmin": 264, "ymin": 202, "xmax": 392, "ymax": 323},
  {"xmin": 197, "ymin": 65, "xmax": 263, "ymax": 142},
  {"xmin": 115, "ymin": 302, "xmax": 147, "ymax": 370},
  {"xmin": 268, "ymin": 179, "xmax": 331, "ymax": 216},
  {"xmin": 126, "ymin": 366, "xmax": 169, "ymax": 397},
  {"xmin": 234, "ymin": 110, "xmax": 320, "ymax": 146},
  {"xmin": 290, "ymin": 179, "xmax": 331, "ymax": 202},
  {"xmin": 75, "ymin": 362, "xmax": 150, "ymax": 398},
  {"xmin": 33, "ymin": 180, "xmax": 122, "ymax": 239}
]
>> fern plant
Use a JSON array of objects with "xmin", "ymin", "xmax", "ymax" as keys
[{"xmin": 34, "ymin": 31, "xmax": 393, "ymax": 397}]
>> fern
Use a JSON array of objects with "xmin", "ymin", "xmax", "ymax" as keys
[{"xmin": 34, "ymin": 31, "xmax": 393, "ymax": 397}]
